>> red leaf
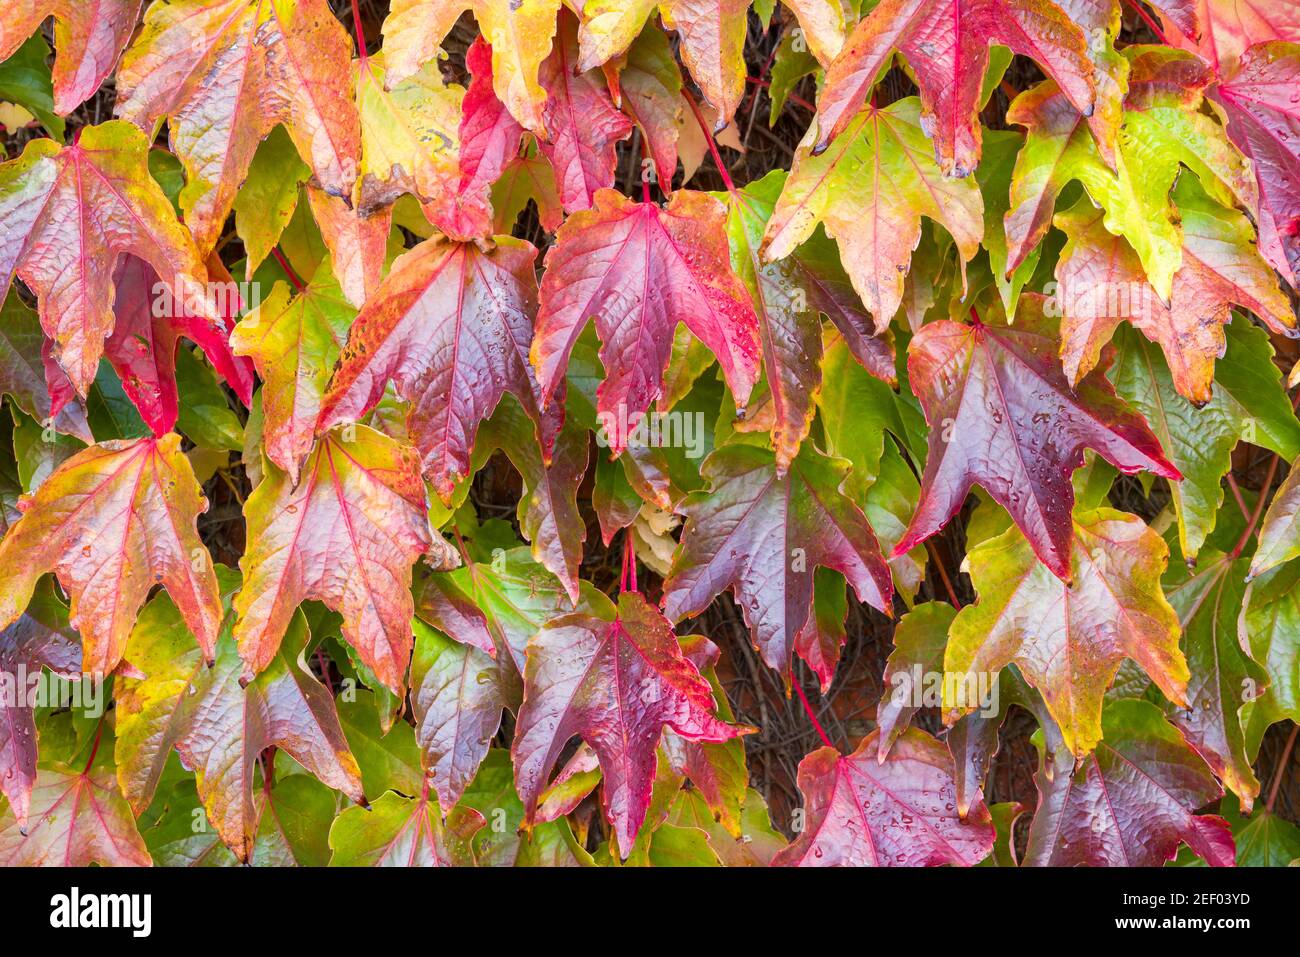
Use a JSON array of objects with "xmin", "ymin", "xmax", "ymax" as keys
[
  {"xmin": 663, "ymin": 441, "xmax": 894, "ymax": 680},
  {"xmin": 0, "ymin": 434, "xmax": 224, "ymax": 677},
  {"xmin": 893, "ymin": 298, "xmax": 1180, "ymax": 581},
  {"xmin": 814, "ymin": 0, "xmax": 1096, "ymax": 175},
  {"xmin": 1214, "ymin": 41, "xmax": 1300, "ymax": 288},
  {"xmin": 532, "ymin": 188, "xmax": 761, "ymax": 454},
  {"xmin": 512, "ymin": 590, "xmax": 749, "ymax": 854},
  {"xmin": 319, "ymin": 237, "xmax": 553, "ymax": 504},
  {"xmin": 771, "ymin": 729, "xmax": 995, "ymax": 866}
]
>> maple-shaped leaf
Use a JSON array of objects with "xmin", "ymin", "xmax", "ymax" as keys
[
  {"xmin": 1163, "ymin": 551, "xmax": 1267, "ymax": 810},
  {"xmin": 536, "ymin": 10, "xmax": 632, "ymax": 214},
  {"xmin": 1161, "ymin": 0, "xmax": 1300, "ymax": 75},
  {"xmin": 512, "ymin": 590, "xmax": 749, "ymax": 854},
  {"xmin": 108, "ymin": 255, "xmax": 256, "ymax": 436},
  {"xmin": 0, "ymin": 293, "xmax": 91, "ymax": 442},
  {"xmin": 762, "ymin": 98, "xmax": 984, "ymax": 333},
  {"xmin": 440, "ymin": 37, "xmax": 526, "ymax": 240},
  {"xmin": 532, "ymin": 188, "xmax": 761, "ymax": 453},
  {"xmin": 177, "ymin": 613, "xmax": 365, "ymax": 862},
  {"xmin": 115, "ymin": 0, "xmax": 361, "ymax": 255},
  {"xmin": 114, "ymin": 568, "xmax": 241, "ymax": 815},
  {"xmin": 1007, "ymin": 46, "xmax": 1254, "ymax": 301},
  {"xmin": 813, "ymin": 0, "xmax": 1095, "ymax": 175},
  {"xmin": 1023, "ymin": 699, "xmax": 1235, "ymax": 866},
  {"xmin": 893, "ymin": 298, "xmax": 1180, "ymax": 582},
  {"xmin": 663, "ymin": 441, "xmax": 894, "ymax": 679},
  {"xmin": 0, "ymin": 768, "xmax": 152, "ymax": 866},
  {"xmin": 876, "ymin": 601, "xmax": 956, "ymax": 758},
  {"xmin": 318, "ymin": 236, "xmax": 550, "ymax": 505},
  {"xmin": 355, "ymin": 52, "xmax": 463, "ymax": 222},
  {"xmin": 410, "ymin": 619, "xmax": 504, "ymax": 813},
  {"xmin": 329, "ymin": 789, "xmax": 483, "ymax": 866},
  {"xmin": 1214, "ymin": 41, "xmax": 1300, "ymax": 288},
  {"xmin": 947, "ymin": 508, "xmax": 1189, "ymax": 756},
  {"xmin": 1242, "ymin": 560, "xmax": 1300, "ymax": 753},
  {"xmin": 231, "ymin": 257, "xmax": 355, "ymax": 485},
  {"xmin": 379, "ymin": 0, "xmax": 561, "ymax": 132},
  {"xmin": 0, "ymin": 433, "xmax": 223, "ymax": 677},
  {"xmin": 608, "ymin": 24, "xmax": 684, "ymax": 192},
  {"xmin": 306, "ymin": 185, "xmax": 394, "ymax": 310},
  {"xmin": 0, "ymin": 121, "xmax": 215, "ymax": 396},
  {"xmin": 722, "ymin": 169, "xmax": 896, "ymax": 472},
  {"xmin": 771, "ymin": 728, "xmax": 995, "ymax": 866},
  {"xmin": 1110, "ymin": 318, "xmax": 1300, "ymax": 561},
  {"xmin": 1251, "ymin": 457, "xmax": 1300, "ymax": 577},
  {"xmin": 416, "ymin": 545, "xmax": 574, "ymax": 698},
  {"xmin": 236, "ymin": 425, "xmax": 455, "ymax": 697},
  {"xmin": 1054, "ymin": 177, "xmax": 1295, "ymax": 405},
  {"xmin": 0, "ymin": 1, "xmax": 141, "ymax": 114},
  {"xmin": 0, "ymin": 579, "xmax": 79, "ymax": 830},
  {"xmin": 478, "ymin": 400, "xmax": 589, "ymax": 604}
]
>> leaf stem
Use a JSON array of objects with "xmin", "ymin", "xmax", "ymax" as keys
[
  {"xmin": 925, "ymin": 539, "xmax": 964, "ymax": 608},
  {"xmin": 270, "ymin": 247, "xmax": 306, "ymax": 293},
  {"xmin": 1230, "ymin": 453, "xmax": 1280, "ymax": 560},
  {"xmin": 684, "ymin": 89, "xmax": 737, "ymax": 195},
  {"xmin": 349, "ymin": 0, "xmax": 368, "ymax": 64},
  {"xmin": 82, "ymin": 715, "xmax": 106, "ymax": 775},
  {"xmin": 793, "ymin": 678, "xmax": 834, "ymax": 750},
  {"xmin": 1121, "ymin": 0, "xmax": 1168, "ymax": 45},
  {"xmin": 1266, "ymin": 722, "xmax": 1298, "ymax": 814}
]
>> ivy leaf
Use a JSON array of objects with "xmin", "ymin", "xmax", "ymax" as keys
[
  {"xmin": 1251, "ymin": 458, "xmax": 1300, "ymax": 577},
  {"xmin": 0, "ymin": 579, "xmax": 79, "ymax": 830},
  {"xmin": 1054, "ymin": 176, "xmax": 1294, "ymax": 405},
  {"xmin": 235, "ymin": 425, "xmax": 458, "ymax": 697},
  {"xmin": 107, "ymin": 255, "xmax": 255, "ymax": 438},
  {"xmin": 1023, "ymin": 698, "xmax": 1235, "ymax": 866},
  {"xmin": 329, "ymin": 790, "xmax": 483, "ymax": 866},
  {"xmin": 231, "ymin": 258, "xmax": 355, "ymax": 485},
  {"xmin": 946, "ymin": 508, "xmax": 1189, "ymax": 757},
  {"xmin": 176, "ymin": 612, "xmax": 365, "ymax": 863},
  {"xmin": 318, "ymin": 237, "xmax": 550, "ymax": 505},
  {"xmin": 1004, "ymin": 46, "xmax": 1243, "ymax": 300},
  {"xmin": 1242, "ymin": 560, "xmax": 1300, "ymax": 751},
  {"xmin": 532, "ymin": 188, "xmax": 761, "ymax": 455},
  {"xmin": 813, "ymin": 0, "xmax": 1095, "ymax": 176},
  {"xmin": 537, "ymin": 11, "xmax": 633, "ymax": 214},
  {"xmin": 1214, "ymin": 41, "xmax": 1300, "ymax": 288},
  {"xmin": 0, "ymin": 293, "xmax": 91, "ymax": 442},
  {"xmin": 512, "ymin": 590, "xmax": 749, "ymax": 854},
  {"xmin": 441, "ymin": 37, "xmax": 526, "ymax": 241},
  {"xmin": 0, "ymin": 34, "xmax": 63, "ymax": 140},
  {"xmin": 0, "ymin": 433, "xmax": 223, "ymax": 677},
  {"xmin": 771, "ymin": 729, "xmax": 995, "ymax": 867},
  {"xmin": 1110, "ymin": 318, "xmax": 1300, "ymax": 562},
  {"xmin": 0, "ymin": 767, "xmax": 152, "ymax": 866},
  {"xmin": 1163, "ymin": 552, "xmax": 1267, "ymax": 810},
  {"xmin": 663, "ymin": 441, "xmax": 894, "ymax": 680},
  {"xmin": 1160, "ymin": 0, "xmax": 1300, "ymax": 75},
  {"xmin": 114, "ymin": 567, "xmax": 241, "ymax": 815},
  {"xmin": 0, "ymin": 121, "xmax": 214, "ymax": 396},
  {"xmin": 762, "ymin": 98, "xmax": 985, "ymax": 334},
  {"xmin": 115, "ymin": 0, "xmax": 361, "ymax": 255},
  {"xmin": 410, "ymin": 618, "xmax": 505, "ymax": 812},
  {"xmin": 379, "ymin": 0, "xmax": 562, "ymax": 132},
  {"xmin": 355, "ymin": 53, "xmax": 463, "ymax": 223},
  {"xmin": 722, "ymin": 169, "xmax": 895, "ymax": 472},
  {"xmin": 608, "ymin": 24, "xmax": 684, "ymax": 192},
  {"xmin": 876, "ymin": 601, "xmax": 956, "ymax": 757},
  {"xmin": 0, "ymin": 0, "xmax": 141, "ymax": 114},
  {"xmin": 895, "ymin": 299, "xmax": 1179, "ymax": 582}
]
